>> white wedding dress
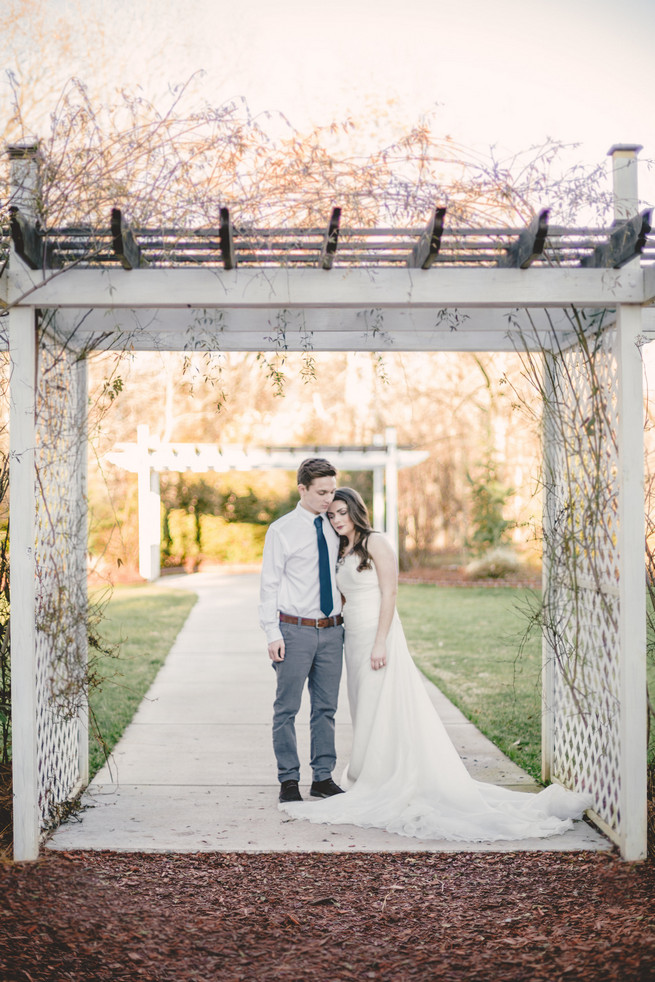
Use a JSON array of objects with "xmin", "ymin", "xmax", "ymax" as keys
[{"xmin": 279, "ymin": 553, "xmax": 593, "ymax": 842}]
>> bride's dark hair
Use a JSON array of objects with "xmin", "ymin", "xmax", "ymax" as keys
[{"xmin": 333, "ymin": 487, "xmax": 376, "ymax": 571}]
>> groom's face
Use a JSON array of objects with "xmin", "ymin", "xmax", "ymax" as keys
[{"xmin": 298, "ymin": 476, "xmax": 337, "ymax": 515}]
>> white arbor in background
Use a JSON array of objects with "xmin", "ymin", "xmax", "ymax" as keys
[{"xmin": 105, "ymin": 424, "xmax": 425, "ymax": 580}]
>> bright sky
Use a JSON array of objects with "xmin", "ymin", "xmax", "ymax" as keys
[
  {"xmin": 6, "ymin": 0, "xmax": 655, "ymax": 203},
  {"xmin": 180, "ymin": 0, "xmax": 653, "ymax": 159},
  {"xmin": 125, "ymin": 0, "xmax": 655, "ymax": 202}
]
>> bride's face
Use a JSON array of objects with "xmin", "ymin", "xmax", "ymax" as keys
[{"xmin": 327, "ymin": 499, "xmax": 354, "ymax": 538}]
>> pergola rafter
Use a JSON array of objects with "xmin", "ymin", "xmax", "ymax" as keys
[{"xmin": 3, "ymin": 142, "xmax": 652, "ymax": 862}]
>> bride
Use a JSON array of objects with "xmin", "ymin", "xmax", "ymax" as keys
[{"xmin": 279, "ymin": 487, "xmax": 593, "ymax": 842}]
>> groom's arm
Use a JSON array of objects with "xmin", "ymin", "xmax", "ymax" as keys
[{"xmin": 259, "ymin": 524, "xmax": 286, "ymax": 660}]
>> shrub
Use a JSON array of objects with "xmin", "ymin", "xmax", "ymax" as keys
[
  {"xmin": 464, "ymin": 546, "xmax": 521, "ymax": 580},
  {"xmin": 162, "ymin": 511, "xmax": 266, "ymax": 565}
]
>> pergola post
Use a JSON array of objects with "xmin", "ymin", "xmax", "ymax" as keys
[
  {"xmin": 384, "ymin": 427, "xmax": 399, "ymax": 556},
  {"xmin": 616, "ymin": 302, "xmax": 647, "ymax": 860},
  {"xmin": 75, "ymin": 357, "xmax": 89, "ymax": 787},
  {"xmin": 608, "ymin": 144, "xmax": 648, "ymax": 859},
  {"xmin": 372, "ymin": 434, "xmax": 385, "ymax": 531},
  {"xmin": 137, "ymin": 425, "xmax": 161, "ymax": 581},
  {"xmin": 608, "ymin": 144, "xmax": 643, "ymax": 222},
  {"xmin": 540, "ymin": 354, "xmax": 557, "ymax": 784},
  {"xmin": 8, "ymin": 144, "xmax": 41, "ymax": 861},
  {"xmin": 9, "ymin": 304, "xmax": 40, "ymax": 861}
]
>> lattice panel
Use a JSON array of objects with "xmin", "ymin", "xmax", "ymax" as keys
[
  {"xmin": 543, "ymin": 324, "xmax": 622, "ymax": 837},
  {"xmin": 34, "ymin": 322, "xmax": 87, "ymax": 830}
]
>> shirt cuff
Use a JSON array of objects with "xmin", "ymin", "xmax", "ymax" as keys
[{"xmin": 265, "ymin": 626, "xmax": 283, "ymax": 645}]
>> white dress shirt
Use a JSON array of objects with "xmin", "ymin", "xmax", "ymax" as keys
[{"xmin": 259, "ymin": 502, "xmax": 342, "ymax": 644}]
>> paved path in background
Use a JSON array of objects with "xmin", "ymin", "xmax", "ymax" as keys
[{"xmin": 49, "ymin": 569, "xmax": 610, "ymax": 854}]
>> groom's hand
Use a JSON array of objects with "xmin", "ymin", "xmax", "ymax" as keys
[{"xmin": 268, "ymin": 639, "xmax": 285, "ymax": 662}]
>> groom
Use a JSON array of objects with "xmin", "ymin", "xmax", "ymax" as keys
[{"xmin": 259, "ymin": 457, "xmax": 345, "ymax": 804}]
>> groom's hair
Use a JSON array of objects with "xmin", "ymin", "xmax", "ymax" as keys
[{"xmin": 297, "ymin": 457, "xmax": 337, "ymax": 488}]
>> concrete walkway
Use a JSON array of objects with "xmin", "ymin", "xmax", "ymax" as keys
[{"xmin": 48, "ymin": 569, "xmax": 610, "ymax": 854}]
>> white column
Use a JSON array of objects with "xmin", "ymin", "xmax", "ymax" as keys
[
  {"xmin": 616, "ymin": 304, "xmax": 647, "ymax": 860},
  {"xmin": 75, "ymin": 357, "xmax": 89, "ymax": 787},
  {"xmin": 8, "ymin": 142, "xmax": 40, "ymax": 216},
  {"xmin": 384, "ymin": 427, "xmax": 399, "ymax": 557},
  {"xmin": 372, "ymin": 434, "xmax": 385, "ymax": 531},
  {"xmin": 137, "ymin": 425, "xmax": 161, "ymax": 581},
  {"xmin": 607, "ymin": 144, "xmax": 642, "ymax": 222},
  {"xmin": 9, "ymin": 305, "xmax": 39, "ymax": 861},
  {"xmin": 540, "ymin": 353, "xmax": 557, "ymax": 784}
]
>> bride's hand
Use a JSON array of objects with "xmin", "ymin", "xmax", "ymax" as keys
[{"xmin": 371, "ymin": 643, "xmax": 386, "ymax": 671}]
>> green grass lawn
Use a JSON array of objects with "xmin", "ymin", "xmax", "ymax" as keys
[
  {"xmin": 397, "ymin": 584, "xmax": 544, "ymax": 781},
  {"xmin": 87, "ymin": 580, "xmax": 654, "ymax": 788},
  {"xmin": 88, "ymin": 584, "xmax": 197, "ymax": 777}
]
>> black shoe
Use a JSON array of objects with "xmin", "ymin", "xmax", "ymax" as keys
[
  {"xmin": 279, "ymin": 780, "xmax": 303, "ymax": 803},
  {"xmin": 310, "ymin": 778, "xmax": 344, "ymax": 798}
]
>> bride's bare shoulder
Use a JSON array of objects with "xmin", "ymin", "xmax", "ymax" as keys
[{"xmin": 367, "ymin": 531, "xmax": 397, "ymax": 562}]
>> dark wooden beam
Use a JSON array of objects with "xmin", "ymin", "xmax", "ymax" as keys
[
  {"xmin": 320, "ymin": 207, "xmax": 341, "ymax": 270},
  {"xmin": 497, "ymin": 208, "xmax": 550, "ymax": 269},
  {"xmin": 580, "ymin": 209, "xmax": 652, "ymax": 269},
  {"xmin": 219, "ymin": 207, "xmax": 236, "ymax": 270},
  {"xmin": 407, "ymin": 207, "xmax": 446, "ymax": 269},
  {"xmin": 9, "ymin": 207, "xmax": 59, "ymax": 269},
  {"xmin": 111, "ymin": 208, "xmax": 144, "ymax": 270}
]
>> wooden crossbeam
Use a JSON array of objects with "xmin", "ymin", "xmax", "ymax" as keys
[
  {"xmin": 219, "ymin": 207, "xmax": 236, "ymax": 270},
  {"xmin": 111, "ymin": 208, "xmax": 143, "ymax": 270},
  {"xmin": 9, "ymin": 207, "xmax": 58, "ymax": 269},
  {"xmin": 407, "ymin": 207, "xmax": 447, "ymax": 269},
  {"xmin": 580, "ymin": 209, "xmax": 652, "ymax": 269},
  {"xmin": 497, "ymin": 209, "xmax": 550, "ymax": 269},
  {"xmin": 320, "ymin": 207, "xmax": 341, "ymax": 270},
  {"xmin": 13, "ymin": 266, "xmax": 644, "ymax": 310}
]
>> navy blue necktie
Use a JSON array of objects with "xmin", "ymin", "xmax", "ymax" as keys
[{"xmin": 314, "ymin": 515, "xmax": 333, "ymax": 617}]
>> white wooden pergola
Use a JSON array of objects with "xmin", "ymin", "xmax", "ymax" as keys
[
  {"xmin": 105, "ymin": 424, "xmax": 428, "ymax": 580},
  {"xmin": 3, "ymin": 143, "xmax": 654, "ymax": 860}
]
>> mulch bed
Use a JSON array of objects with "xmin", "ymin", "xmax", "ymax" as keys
[
  {"xmin": 398, "ymin": 566, "xmax": 542, "ymax": 589},
  {"xmin": 2, "ymin": 567, "xmax": 652, "ymax": 980},
  {"xmin": 0, "ymin": 850, "xmax": 653, "ymax": 981}
]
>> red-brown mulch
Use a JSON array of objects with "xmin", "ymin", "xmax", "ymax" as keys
[
  {"xmin": 398, "ymin": 566, "xmax": 542, "ymax": 589},
  {"xmin": 0, "ymin": 850, "xmax": 653, "ymax": 981}
]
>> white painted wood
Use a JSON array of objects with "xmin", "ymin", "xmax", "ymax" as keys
[
  {"xmin": 9, "ymin": 305, "xmax": 39, "ymax": 861},
  {"xmin": 608, "ymin": 145, "xmax": 642, "ymax": 222},
  {"xmin": 616, "ymin": 303, "xmax": 648, "ymax": 860},
  {"xmin": 643, "ymin": 265, "xmax": 655, "ymax": 307},
  {"xmin": 107, "ymin": 443, "xmax": 428, "ymax": 475},
  {"xmin": 136, "ymin": 425, "xmax": 162, "ymax": 582},
  {"xmin": 11, "ymin": 264, "xmax": 645, "ymax": 311},
  {"xmin": 372, "ymin": 467, "xmax": 385, "ymax": 531},
  {"xmin": 75, "ymin": 356, "xmax": 89, "ymax": 786},
  {"xmin": 372, "ymin": 434, "xmax": 386, "ymax": 531},
  {"xmin": 384, "ymin": 427, "xmax": 399, "ymax": 557},
  {"xmin": 59, "ymin": 330, "xmax": 546, "ymax": 354},
  {"xmin": 8, "ymin": 143, "xmax": 40, "ymax": 221},
  {"xmin": 56, "ymin": 306, "xmax": 565, "ymax": 335},
  {"xmin": 540, "ymin": 352, "xmax": 557, "ymax": 784},
  {"xmin": 52, "ymin": 306, "xmax": 568, "ymax": 354}
]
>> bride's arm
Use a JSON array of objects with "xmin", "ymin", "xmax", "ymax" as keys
[{"xmin": 368, "ymin": 533, "xmax": 398, "ymax": 671}]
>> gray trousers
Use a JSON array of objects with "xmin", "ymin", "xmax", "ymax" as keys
[{"xmin": 272, "ymin": 621, "xmax": 344, "ymax": 783}]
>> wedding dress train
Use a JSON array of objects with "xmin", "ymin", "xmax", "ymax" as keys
[{"xmin": 279, "ymin": 553, "xmax": 592, "ymax": 842}]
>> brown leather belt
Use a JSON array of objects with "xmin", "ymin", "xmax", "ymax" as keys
[{"xmin": 279, "ymin": 612, "xmax": 343, "ymax": 629}]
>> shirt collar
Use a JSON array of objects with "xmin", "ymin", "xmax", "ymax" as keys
[{"xmin": 296, "ymin": 501, "xmax": 323, "ymax": 524}]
